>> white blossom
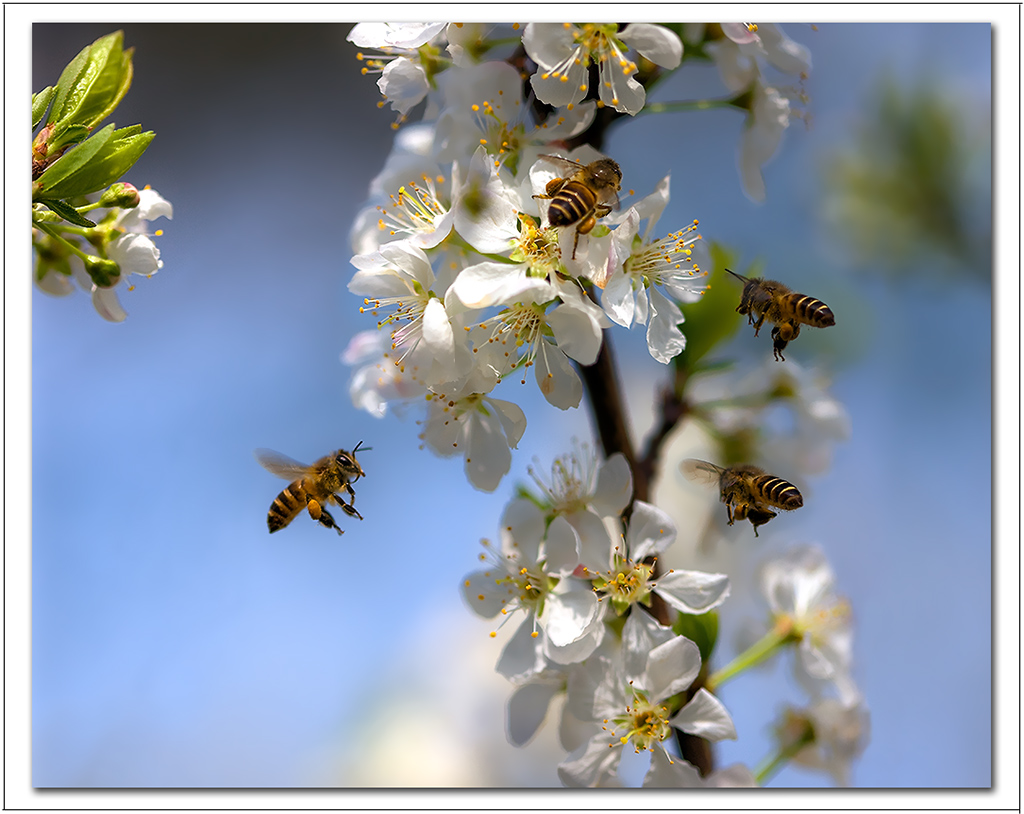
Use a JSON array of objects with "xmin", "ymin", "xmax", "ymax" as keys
[
  {"xmin": 761, "ymin": 546, "xmax": 859, "ymax": 705},
  {"xmin": 461, "ymin": 498, "xmax": 604, "ymax": 676},
  {"xmin": 524, "ymin": 23, "xmax": 681, "ymax": 115},
  {"xmin": 558, "ymin": 636, "xmax": 736, "ymax": 787}
]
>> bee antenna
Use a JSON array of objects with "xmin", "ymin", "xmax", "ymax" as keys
[
  {"xmin": 353, "ymin": 440, "xmax": 372, "ymax": 453},
  {"xmin": 724, "ymin": 268, "xmax": 749, "ymax": 283}
]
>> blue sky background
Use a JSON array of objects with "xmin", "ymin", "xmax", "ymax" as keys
[{"xmin": 16, "ymin": 12, "xmax": 1015, "ymax": 800}]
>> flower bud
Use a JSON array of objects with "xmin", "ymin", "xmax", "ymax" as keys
[
  {"xmin": 84, "ymin": 256, "xmax": 121, "ymax": 288},
  {"xmin": 99, "ymin": 182, "xmax": 140, "ymax": 209}
]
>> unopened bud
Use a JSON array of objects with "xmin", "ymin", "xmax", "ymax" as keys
[
  {"xmin": 99, "ymin": 183, "xmax": 141, "ymax": 209},
  {"xmin": 84, "ymin": 256, "xmax": 121, "ymax": 288}
]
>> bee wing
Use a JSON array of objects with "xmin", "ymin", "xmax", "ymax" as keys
[
  {"xmin": 538, "ymin": 154, "xmax": 585, "ymax": 174},
  {"xmin": 254, "ymin": 448, "xmax": 312, "ymax": 480},
  {"xmin": 600, "ymin": 186, "xmax": 621, "ymax": 211},
  {"xmin": 680, "ymin": 458, "xmax": 724, "ymax": 486}
]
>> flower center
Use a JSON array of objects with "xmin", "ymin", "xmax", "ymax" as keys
[
  {"xmin": 376, "ymin": 176, "xmax": 449, "ymax": 240},
  {"xmin": 606, "ymin": 685, "xmax": 673, "ymax": 753},
  {"xmin": 527, "ymin": 442, "xmax": 598, "ymax": 514}
]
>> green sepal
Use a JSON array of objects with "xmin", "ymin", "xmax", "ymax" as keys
[
  {"xmin": 48, "ymin": 31, "xmax": 134, "ymax": 131},
  {"xmin": 32, "ymin": 86, "xmax": 55, "ymax": 129},
  {"xmin": 35, "ymin": 198, "xmax": 97, "ymax": 228},
  {"xmin": 672, "ymin": 609, "xmax": 719, "ymax": 664},
  {"xmin": 675, "ymin": 243, "xmax": 746, "ymax": 367}
]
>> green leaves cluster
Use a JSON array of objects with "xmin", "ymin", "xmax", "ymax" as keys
[{"xmin": 32, "ymin": 31, "xmax": 154, "ymax": 221}]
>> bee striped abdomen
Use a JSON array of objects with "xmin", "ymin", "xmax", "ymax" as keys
[
  {"xmin": 788, "ymin": 293, "xmax": 835, "ymax": 328},
  {"xmin": 755, "ymin": 475, "xmax": 803, "ymax": 509},
  {"xmin": 267, "ymin": 480, "xmax": 308, "ymax": 532},
  {"xmin": 547, "ymin": 182, "xmax": 597, "ymax": 227}
]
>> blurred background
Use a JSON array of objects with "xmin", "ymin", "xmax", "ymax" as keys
[{"xmin": 25, "ymin": 18, "xmax": 998, "ymax": 790}]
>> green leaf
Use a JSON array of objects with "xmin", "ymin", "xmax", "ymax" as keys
[
  {"xmin": 32, "ymin": 86, "xmax": 55, "ymax": 129},
  {"xmin": 48, "ymin": 31, "xmax": 133, "ymax": 130},
  {"xmin": 676, "ymin": 242, "xmax": 745, "ymax": 367},
  {"xmin": 672, "ymin": 610, "xmax": 719, "ymax": 664},
  {"xmin": 34, "ymin": 123, "xmax": 114, "ymax": 199},
  {"xmin": 36, "ymin": 198, "xmax": 96, "ymax": 228},
  {"xmin": 63, "ymin": 128, "xmax": 154, "ymax": 198}
]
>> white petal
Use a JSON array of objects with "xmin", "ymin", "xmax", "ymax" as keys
[
  {"xmin": 627, "ymin": 500, "xmax": 677, "ymax": 561},
  {"xmin": 757, "ymin": 24, "xmax": 813, "ymax": 75},
  {"xmin": 600, "ymin": 269, "xmax": 635, "ymax": 327},
  {"xmin": 620, "ymin": 24, "xmax": 683, "ymax": 69},
  {"xmin": 707, "ymin": 764, "xmax": 759, "ymax": 787},
  {"xmin": 547, "ymin": 302, "xmax": 603, "ymax": 365},
  {"xmin": 598, "ymin": 48, "xmax": 645, "ymax": 114},
  {"xmin": 542, "ymin": 588, "xmax": 599, "ymax": 649},
  {"xmin": 496, "ymin": 616, "xmax": 546, "ymax": 683},
  {"xmin": 522, "ymin": 23, "xmax": 574, "ymax": 70},
  {"xmin": 558, "ymin": 734, "xmax": 623, "ymax": 788},
  {"xmin": 463, "ymin": 410, "xmax": 512, "ymax": 492},
  {"xmin": 490, "ymin": 397, "xmax": 527, "ymax": 449},
  {"xmin": 107, "ymin": 233, "xmax": 161, "ymax": 277},
  {"xmin": 644, "ymin": 748, "xmax": 703, "ymax": 788},
  {"xmin": 451, "ymin": 262, "xmax": 549, "ymax": 309},
  {"xmin": 647, "ymin": 287, "xmax": 686, "ymax": 364},
  {"xmin": 347, "ymin": 22, "xmax": 446, "ymax": 48},
  {"xmin": 91, "ymin": 286, "xmax": 127, "ymax": 322},
  {"xmin": 35, "ymin": 269, "xmax": 74, "ymax": 297},
  {"xmin": 645, "ymin": 636, "xmax": 702, "ymax": 701},
  {"xmin": 460, "ymin": 569, "xmax": 510, "ymax": 618},
  {"xmin": 535, "ymin": 341, "xmax": 583, "ymax": 410},
  {"xmin": 421, "ymin": 297, "xmax": 455, "ymax": 356},
  {"xmin": 378, "ymin": 57, "xmax": 430, "ymax": 115},
  {"xmin": 567, "ymin": 509, "xmax": 615, "ymax": 574},
  {"xmin": 591, "ymin": 453, "xmax": 633, "ymax": 515},
  {"xmin": 501, "ymin": 498, "xmax": 545, "ymax": 556},
  {"xmin": 543, "ymin": 515, "xmax": 581, "ymax": 576},
  {"xmin": 507, "ymin": 680, "xmax": 560, "ymax": 747},
  {"xmin": 655, "ymin": 569, "xmax": 731, "ymax": 614},
  {"xmin": 621, "ymin": 609, "xmax": 677, "ymax": 682},
  {"xmin": 669, "ymin": 688, "xmax": 737, "ymax": 741}
]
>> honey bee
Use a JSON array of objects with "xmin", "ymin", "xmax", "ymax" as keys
[
  {"xmin": 254, "ymin": 443, "xmax": 368, "ymax": 535},
  {"xmin": 681, "ymin": 459, "xmax": 803, "ymax": 537},
  {"xmin": 533, "ymin": 155, "xmax": 622, "ymax": 259},
  {"xmin": 725, "ymin": 269, "xmax": 835, "ymax": 361}
]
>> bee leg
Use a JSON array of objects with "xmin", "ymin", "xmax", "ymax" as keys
[
  {"xmin": 752, "ymin": 312, "xmax": 767, "ymax": 336},
  {"xmin": 307, "ymin": 498, "xmax": 344, "ymax": 535},
  {"xmin": 770, "ymin": 326, "xmax": 788, "ymax": 361},
  {"xmin": 339, "ymin": 502, "xmax": 363, "ymax": 520},
  {"xmin": 335, "ymin": 490, "xmax": 363, "ymax": 520},
  {"xmin": 571, "ymin": 215, "xmax": 597, "ymax": 260}
]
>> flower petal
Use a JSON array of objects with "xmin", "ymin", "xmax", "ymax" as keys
[
  {"xmin": 507, "ymin": 679, "xmax": 561, "ymax": 747},
  {"xmin": 655, "ymin": 569, "xmax": 731, "ymax": 614},
  {"xmin": 669, "ymin": 688, "xmax": 737, "ymax": 741},
  {"xmin": 645, "ymin": 636, "xmax": 701, "ymax": 701}
]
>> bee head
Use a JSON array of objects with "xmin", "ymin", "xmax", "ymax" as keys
[
  {"xmin": 590, "ymin": 158, "xmax": 622, "ymax": 190},
  {"xmin": 338, "ymin": 441, "xmax": 370, "ymax": 480}
]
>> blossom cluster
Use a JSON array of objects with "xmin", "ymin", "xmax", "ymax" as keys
[
  {"xmin": 340, "ymin": 21, "xmax": 865, "ymax": 787},
  {"xmin": 33, "ymin": 186, "xmax": 172, "ymax": 322},
  {"xmin": 342, "ymin": 23, "xmax": 726, "ymax": 490},
  {"xmin": 460, "ymin": 445, "xmax": 865, "ymax": 786}
]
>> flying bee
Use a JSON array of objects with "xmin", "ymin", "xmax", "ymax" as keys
[
  {"xmin": 254, "ymin": 442, "xmax": 369, "ymax": 536},
  {"xmin": 681, "ymin": 459, "xmax": 803, "ymax": 537},
  {"xmin": 533, "ymin": 155, "xmax": 621, "ymax": 260},
  {"xmin": 725, "ymin": 269, "xmax": 835, "ymax": 361}
]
